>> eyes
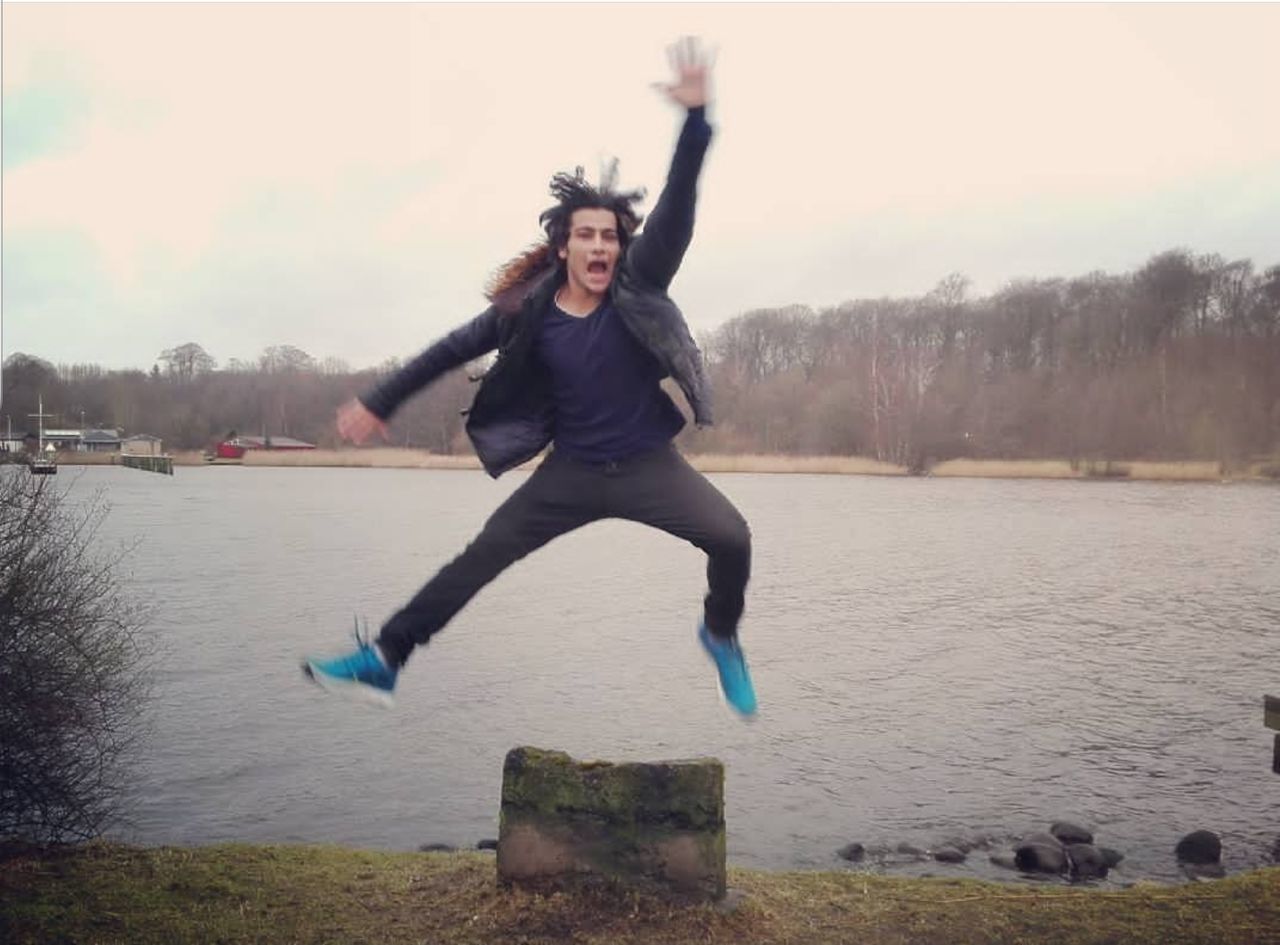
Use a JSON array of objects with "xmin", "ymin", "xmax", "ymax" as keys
[{"xmin": 571, "ymin": 227, "xmax": 619, "ymax": 244}]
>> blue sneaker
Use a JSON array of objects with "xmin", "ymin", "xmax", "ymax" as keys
[
  {"xmin": 303, "ymin": 618, "xmax": 398, "ymax": 708},
  {"xmin": 698, "ymin": 622, "xmax": 758, "ymax": 718}
]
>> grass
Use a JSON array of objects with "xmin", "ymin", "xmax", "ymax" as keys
[{"xmin": 2, "ymin": 842, "xmax": 1278, "ymax": 945}]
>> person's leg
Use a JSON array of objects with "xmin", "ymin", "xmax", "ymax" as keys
[
  {"xmin": 304, "ymin": 453, "xmax": 600, "ymax": 703},
  {"xmin": 606, "ymin": 444, "xmax": 751, "ymax": 638},
  {"xmin": 603, "ymin": 444, "xmax": 756, "ymax": 715},
  {"xmin": 377, "ymin": 453, "xmax": 602, "ymax": 667}
]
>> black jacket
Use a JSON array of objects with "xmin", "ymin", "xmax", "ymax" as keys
[{"xmin": 360, "ymin": 107, "xmax": 715, "ymax": 478}]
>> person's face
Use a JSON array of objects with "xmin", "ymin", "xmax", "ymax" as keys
[{"xmin": 559, "ymin": 207, "xmax": 621, "ymax": 298}]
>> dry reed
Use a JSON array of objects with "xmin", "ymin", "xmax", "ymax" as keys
[
  {"xmin": 50, "ymin": 448, "xmax": 1274, "ymax": 482},
  {"xmin": 686, "ymin": 453, "xmax": 908, "ymax": 476},
  {"xmin": 242, "ymin": 448, "xmax": 483, "ymax": 469},
  {"xmin": 930, "ymin": 459, "xmax": 1079, "ymax": 479}
]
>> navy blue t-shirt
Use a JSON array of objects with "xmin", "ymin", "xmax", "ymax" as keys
[{"xmin": 535, "ymin": 297, "xmax": 685, "ymax": 462}]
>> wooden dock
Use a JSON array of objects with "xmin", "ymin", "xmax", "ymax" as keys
[
  {"xmin": 121, "ymin": 454, "xmax": 174, "ymax": 476},
  {"xmin": 1266, "ymin": 695, "xmax": 1280, "ymax": 774}
]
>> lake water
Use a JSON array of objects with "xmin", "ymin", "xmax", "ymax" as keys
[{"xmin": 55, "ymin": 464, "xmax": 1280, "ymax": 885}]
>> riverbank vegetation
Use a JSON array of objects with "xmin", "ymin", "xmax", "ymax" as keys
[
  {"xmin": 2, "ymin": 842, "xmax": 1278, "ymax": 945},
  {"xmin": 4, "ymin": 248, "xmax": 1278, "ymax": 473},
  {"xmin": 50, "ymin": 448, "xmax": 1280, "ymax": 482},
  {"xmin": 0, "ymin": 471, "xmax": 150, "ymax": 844}
]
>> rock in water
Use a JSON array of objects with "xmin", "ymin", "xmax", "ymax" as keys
[
  {"xmin": 1065, "ymin": 843, "xmax": 1109, "ymax": 879},
  {"xmin": 1175, "ymin": 830, "xmax": 1222, "ymax": 866},
  {"xmin": 1015, "ymin": 841, "xmax": 1068, "ymax": 874},
  {"xmin": 837, "ymin": 842, "xmax": 865, "ymax": 862},
  {"xmin": 1050, "ymin": 821, "xmax": 1094, "ymax": 845},
  {"xmin": 497, "ymin": 746, "xmax": 726, "ymax": 902}
]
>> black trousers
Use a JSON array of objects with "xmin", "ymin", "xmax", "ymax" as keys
[{"xmin": 377, "ymin": 443, "xmax": 751, "ymax": 667}]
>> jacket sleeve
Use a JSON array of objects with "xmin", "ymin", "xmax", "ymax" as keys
[
  {"xmin": 358, "ymin": 306, "xmax": 501, "ymax": 421},
  {"xmin": 627, "ymin": 106, "xmax": 714, "ymax": 292}
]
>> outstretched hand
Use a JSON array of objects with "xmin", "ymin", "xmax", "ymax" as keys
[
  {"xmin": 336, "ymin": 398, "xmax": 390, "ymax": 445},
  {"xmin": 652, "ymin": 36, "xmax": 714, "ymax": 109}
]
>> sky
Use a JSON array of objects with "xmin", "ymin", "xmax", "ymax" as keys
[{"xmin": 3, "ymin": 2, "xmax": 1279, "ymax": 372}]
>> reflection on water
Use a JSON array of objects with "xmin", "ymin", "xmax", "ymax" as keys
[{"xmin": 61, "ymin": 465, "xmax": 1279, "ymax": 884}]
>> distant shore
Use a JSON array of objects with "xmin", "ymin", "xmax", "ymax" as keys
[{"xmin": 46, "ymin": 448, "xmax": 1280, "ymax": 482}]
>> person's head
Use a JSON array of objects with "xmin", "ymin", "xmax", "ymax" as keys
[
  {"xmin": 484, "ymin": 163, "xmax": 645, "ymax": 305},
  {"xmin": 540, "ymin": 164, "xmax": 644, "ymax": 298}
]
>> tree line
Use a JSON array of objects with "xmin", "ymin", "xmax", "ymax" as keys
[{"xmin": 4, "ymin": 248, "xmax": 1278, "ymax": 468}]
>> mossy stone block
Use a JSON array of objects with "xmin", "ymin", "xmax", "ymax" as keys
[{"xmin": 497, "ymin": 746, "xmax": 726, "ymax": 901}]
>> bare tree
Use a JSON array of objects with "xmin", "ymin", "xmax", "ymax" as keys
[
  {"xmin": 259, "ymin": 345, "xmax": 315, "ymax": 374},
  {"xmin": 157, "ymin": 342, "xmax": 216, "ymax": 381},
  {"xmin": 0, "ymin": 470, "xmax": 151, "ymax": 842}
]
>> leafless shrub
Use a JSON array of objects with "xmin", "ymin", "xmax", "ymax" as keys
[{"xmin": 0, "ymin": 468, "xmax": 151, "ymax": 842}]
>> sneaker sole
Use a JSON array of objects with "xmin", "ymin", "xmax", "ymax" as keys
[{"xmin": 302, "ymin": 661, "xmax": 395, "ymax": 709}]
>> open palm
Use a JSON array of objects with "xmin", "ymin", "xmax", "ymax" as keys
[{"xmin": 654, "ymin": 36, "xmax": 714, "ymax": 109}]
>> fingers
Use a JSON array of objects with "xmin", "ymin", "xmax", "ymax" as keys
[{"xmin": 667, "ymin": 35, "xmax": 708, "ymax": 75}]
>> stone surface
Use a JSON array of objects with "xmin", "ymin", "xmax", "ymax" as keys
[
  {"xmin": 1050, "ymin": 821, "xmax": 1095, "ymax": 845},
  {"xmin": 1065, "ymin": 843, "xmax": 1109, "ymax": 879},
  {"xmin": 1022, "ymin": 832, "xmax": 1064, "ymax": 850},
  {"xmin": 1015, "ymin": 841, "xmax": 1068, "ymax": 874},
  {"xmin": 1175, "ymin": 830, "xmax": 1222, "ymax": 865},
  {"xmin": 497, "ymin": 746, "xmax": 726, "ymax": 902},
  {"xmin": 837, "ymin": 842, "xmax": 865, "ymax": 862},
  {"xmin": 933, "ymin": 846, "xmax": 967, "ymax": 864}
]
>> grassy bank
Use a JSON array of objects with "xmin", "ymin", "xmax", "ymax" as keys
[{"xmin": 2, "ymin": 842, "xmax": 1278, "ymax": 945}]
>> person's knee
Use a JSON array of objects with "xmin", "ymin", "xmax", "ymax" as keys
[{"xmin": 713, "ymin": 513, "xmax": 752, "ymax": 563}]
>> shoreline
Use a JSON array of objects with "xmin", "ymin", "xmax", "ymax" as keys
[
  {"xmin": 3, "ymin": 841, "xmax": 1277, "ymax": 944},
  {"xmin": 50, "ymin": 448, "xmax": 1280, "ymax": 483}
]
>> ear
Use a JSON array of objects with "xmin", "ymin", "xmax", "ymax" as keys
[{"xmin": 558, "ymin": 247, "xmax": 568, "ymax": 260}]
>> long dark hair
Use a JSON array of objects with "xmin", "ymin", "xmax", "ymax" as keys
[
  {"xmin": 539, "ymin": 160, "xmax": 645, "ymax": 252},
  {"xmin": 485, "ymin": 161, "xmax": 645, "ymax": 303}
]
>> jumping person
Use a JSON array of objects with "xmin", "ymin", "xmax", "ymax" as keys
[{"xmin": 303, "ymin": 37, "xmax": 757, "ymax": 717}]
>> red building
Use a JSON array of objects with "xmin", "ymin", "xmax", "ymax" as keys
[{"xmin": 211, "ymin": 435, "xmax": 316, "ymax": 461}]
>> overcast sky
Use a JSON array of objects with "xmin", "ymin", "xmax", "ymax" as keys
[{"xmin": 4, "ymin": 2, "xmax": 1279, "ymax": 372}]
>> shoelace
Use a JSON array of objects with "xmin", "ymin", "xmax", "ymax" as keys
[
  {"xmin": 331, "ymin": 615, "xmax": 378, "ymax": 674},
  {"xmin": 351, "ymin": 614, "xmax": 373, "ymax": 652}
]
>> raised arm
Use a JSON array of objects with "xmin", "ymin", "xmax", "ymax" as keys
[{"xmin": 628, "ymin": 37, "xmax": 716, "ymax": 291}]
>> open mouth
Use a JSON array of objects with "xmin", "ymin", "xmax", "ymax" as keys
[{"xmin": 587, "ymin": 261, "xmax": 609, "ymax": 275}]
